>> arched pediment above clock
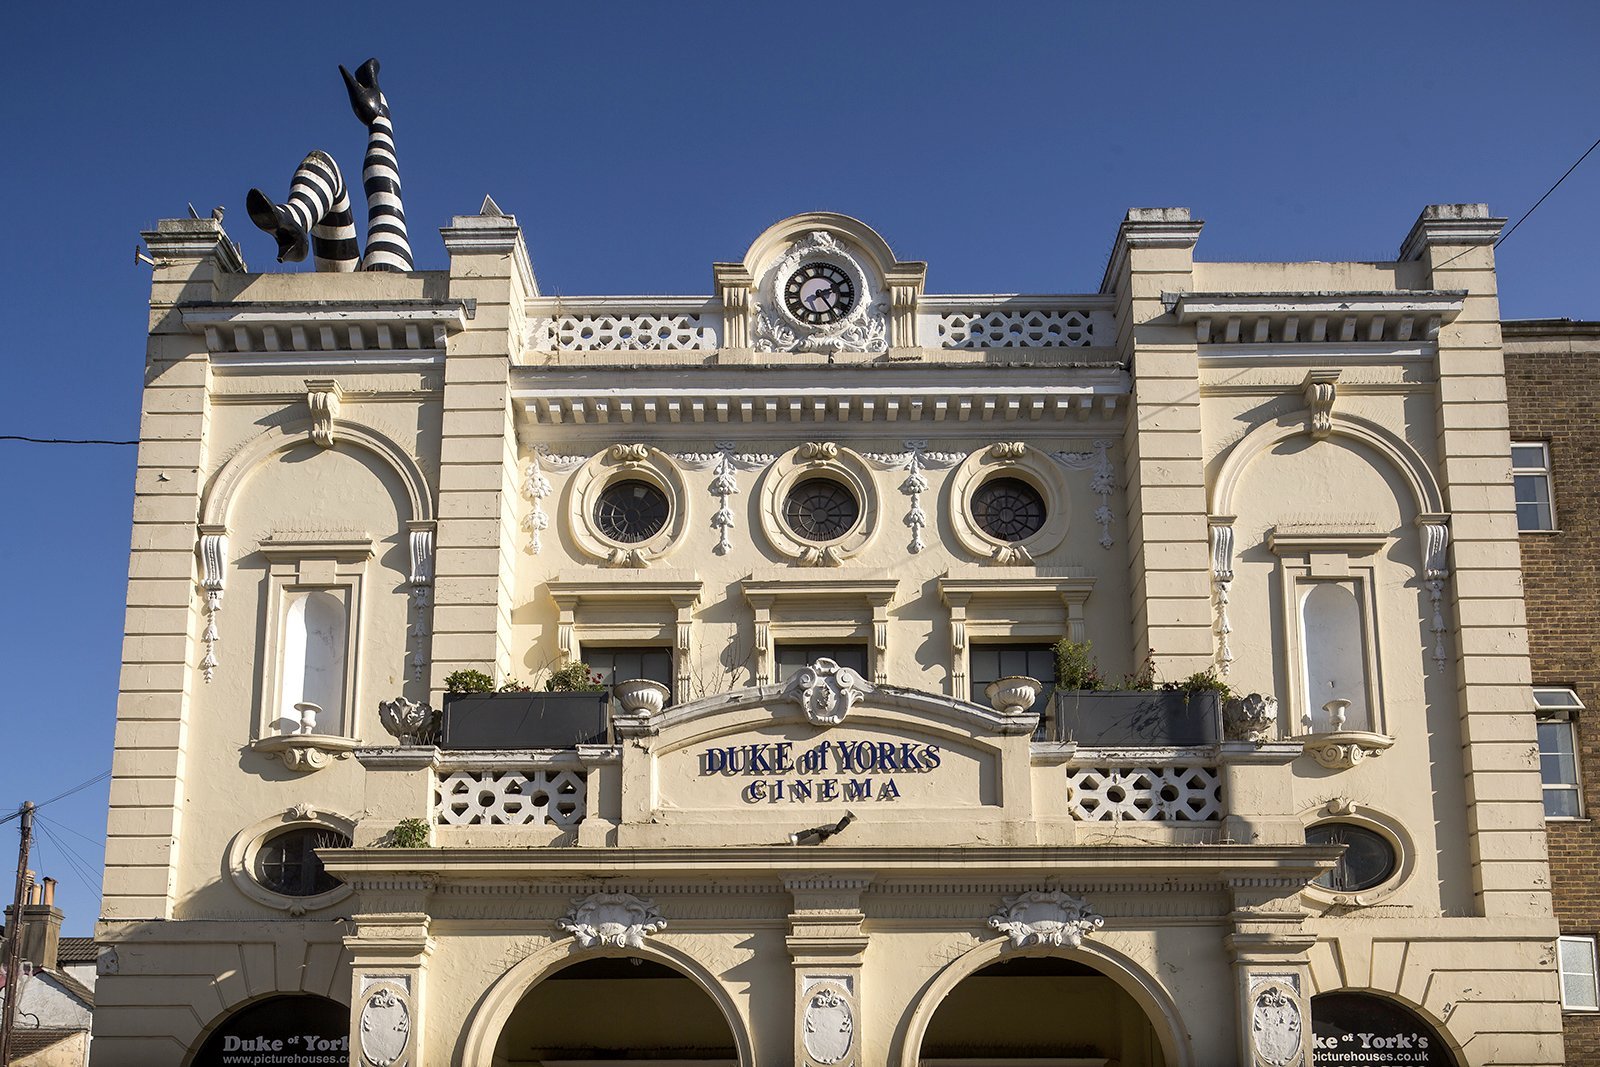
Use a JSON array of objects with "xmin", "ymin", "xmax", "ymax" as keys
[{"xmin": 734, "ymin": 212, "xmax": 918, "ymax": 281}]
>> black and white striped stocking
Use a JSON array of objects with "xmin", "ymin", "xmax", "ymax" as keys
[
  {"xmin": 245, "ymin": 150, "xmax": 360, "ymax": 272},
  {"xmin": 342, "ymin": 59, "xmax": 414, "ymax": 273}
]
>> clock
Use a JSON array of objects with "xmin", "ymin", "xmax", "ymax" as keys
[{"xmin": 783, "ymin": 261, "xmax": 857, "ymax": 326}]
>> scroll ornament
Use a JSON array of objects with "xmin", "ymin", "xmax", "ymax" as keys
[
  {"xmin": 558, "ymin": 891, "xmax": 667, "ymax": 949},
  {"xmin": 988, "ymin": 890, "xmax": 1105, "ymax": 949}
]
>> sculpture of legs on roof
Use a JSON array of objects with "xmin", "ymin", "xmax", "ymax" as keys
[{"xmin": 246, "ymin": 58, "xmax": 413, "ymax": 273}]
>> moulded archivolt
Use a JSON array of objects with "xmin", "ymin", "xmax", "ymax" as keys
[
  {"xmin": 947, "ymin": 444, "xmax": 1073, "ymax": 564},
  {"xmin": 565, "ymin": 445, "xmax": 690, "ymax": 567},
  {"xmin": 757, "ymin": 443, "xmax": 880, "ymax": 565}
]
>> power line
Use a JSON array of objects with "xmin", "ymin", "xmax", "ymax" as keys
[
  {"xmin": 1497, "ymin": 131, "xmax": 1600, "ymax": 250},
  {"xmin": 35, "ymin": 814, "xmax": 104, "ymax": 853},
  {"xmin": 0, "ymin": 771, "xmax": 111, "ymax": 825},
  {"xmin": 0, "ymin": 435, "xmax": 137, "ymax": 446}
]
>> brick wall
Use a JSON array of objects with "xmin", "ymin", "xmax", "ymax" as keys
[{"xmin": 1504, "ymin": 320, "xmax": 1600, "ymax": 1056}]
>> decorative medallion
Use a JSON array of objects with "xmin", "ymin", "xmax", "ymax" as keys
[
  {"xmin": 358, "ymin": 986, "xmax": 410, "ymax": 1067},
  {"xmin": 784, "ymin": 657, "xmax": 872, "ymax": 727},
  {"xmin": 802, "ymin": 989, "xmax": 854, "ymax": 1065},
  {"xmin": 1250, "ymin": 982, "xmax": 1304, "ymax": 1066},
  {"xmin": 557, "ymin": 891, "xmax": 667, "ymax": 949},
  {"xmin": 988, "ymin": 889, "xmax": 1105, "ymax": 948}
]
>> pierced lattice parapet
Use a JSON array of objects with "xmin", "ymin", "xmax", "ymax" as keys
[
  {"xmin": 938, "ymin": 309, "xmax": 1095, "ymax": 348},
  {"xmin": 434, "ymin": 768, "xmax": 586, "ymax": 827},
  {"xmin": 1066, "ymin": 766, "xmax": 1221, "ymax": 821},
  {"xmin": 534, "ymin": 314, "xmax": 715, "ymax": 352}
]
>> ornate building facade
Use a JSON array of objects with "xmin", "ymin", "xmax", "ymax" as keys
[{"xmin": 93, "ymin": 203, "xmax": 1564, "ymax": 1065}]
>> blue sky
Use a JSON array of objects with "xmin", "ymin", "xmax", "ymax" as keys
[{"xmin": 2, "ymin": 1, "xmax": 1597, "ymax": 934}]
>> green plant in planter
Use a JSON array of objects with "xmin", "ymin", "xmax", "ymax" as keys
[
  {"xmin": 1162, "ymin": 667, "xmax": 1233, "ymax": 704},
  {"xmin": 545, "ymin": 661, "xmax": 606, "ymax": 693},
  {"xmin": 1053, "ymin": 638, "xmax": 1104, "ymax": 692},
  {"xmin": 498, "ymin": 679, "xmax": 532, "ymax": 693},
  {"xmin": 387, "ymin": 817, "xmax": 430, "ymax": 849},
  {"xmin": 442, "ymin": 669, "xmax": 495, "ymax": 694},
  {"xmin": 1119, "ymin": 650, "xmax": 1158, "ymax": 691}
]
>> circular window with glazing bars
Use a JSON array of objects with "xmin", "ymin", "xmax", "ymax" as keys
[
  {"xmin": 594, "ymin": 479, "xmax": 670, "ymax": 543},
  {"xmin": 971, "ymin": 477, "xmax": 1046, "ymax": 542},
  {"xmin": 254, "ymin": 826, "xmax": 351, "ymax": 897},
  {"xmin": 1305, "ymin": 822, "xmax": 1397, "ymax": 892},
  {"xmin": 783, "ymin": 478, "xmax": 861, "ymax": 542}
]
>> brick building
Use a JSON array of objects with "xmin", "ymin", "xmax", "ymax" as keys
[{"xmin": 1504, "ymin": 319, "xmax": 1600, "ymax": 1059}]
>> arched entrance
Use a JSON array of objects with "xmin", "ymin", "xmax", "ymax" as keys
[
  {"xmin": 917, "ymin": 956, "xmax": 1169, "ymax": 1066},
  {"xmin": 189, "ymin": 994, "xmax": 348, "ymax": 1066},
  {"xmin": 1311, "ymin": 992, "xmax": 1458, "ymax": 1066},
  {"xmin": 493, "ymin": 956, "xmax": 740, "ymax": 1065}
]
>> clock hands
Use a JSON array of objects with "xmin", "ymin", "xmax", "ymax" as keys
[{"xmin": 803, "ymin": 282, "xmax": 838, "ymax": 311}]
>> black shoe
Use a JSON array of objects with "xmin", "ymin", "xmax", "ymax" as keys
[
  {"xmin": 341, "ymin": 58, "xmax": 386, "ymax": 125},
  {"xmin": 245, "ymin": 188, "xmax": 310, "ymax": 263}
]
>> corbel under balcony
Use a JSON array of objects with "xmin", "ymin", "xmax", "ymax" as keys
[
  {"xmin": 1297, "ymin": 731, "xmax": 1395, "ymax": 771},
  {"xmin": 182, "ymin": 300, "xmax": 472, "ymax": 368},
  {"xmin": 1166, "ymin": 291, "xmax": 1465, "ymax": 352},
  {"xmin": 252, "ymin": 733, "xmax": 366, "ymax": 773}
]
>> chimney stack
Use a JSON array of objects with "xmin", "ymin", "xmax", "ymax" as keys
[{"xmin": 6, "ymin": 872, "xmax": 64, "ymax": 974}]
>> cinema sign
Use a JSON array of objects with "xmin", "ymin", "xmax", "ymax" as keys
[{"xmin": 641, "ymin": 660, "xmax": 1032, "ymax": 811}]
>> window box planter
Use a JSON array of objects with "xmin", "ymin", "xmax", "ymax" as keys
[
  {"xmin": 441, "ymin": 691, "xmax": 610, "ymax": 750},
  {"xmin": 1053, "ymin": 689, "xmax": 1223, "ymax": 747}
]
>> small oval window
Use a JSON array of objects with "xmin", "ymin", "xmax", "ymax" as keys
[
  {"xmin": 1306, "ymin": 822, "xmax": 1396, "ymax": 892},
  {"xmin": 783, "ymin": 479, "xmax": 860, "ymax": 542},
  {"xmin": 255, "ymin": 826, "xmax": 352, "ymax": 897},
  {"xmin": 971, "ymin": 477, "xmax": 1046, "ymax": 542},
  {"xmin": 594, "ymin": 479, "xmax": 670, "ymax": 544}
]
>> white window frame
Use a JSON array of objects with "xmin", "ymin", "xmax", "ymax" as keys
[
  {"xmin": 1536, "ymin": 688, "xmax": 1586, "ymax": 820},
  {"xmin": 1268, "ymin": 528, "xmax": 1389, "ymax": 737},
  {"xmin": 255, "ymin": 536, "xmax": 374, "ymax": 742},
  {"xmin": 1512, "ymin": 441, "xmax": 1556, "ymax": 533},
  {"xmin": 1559, "ymin": 935, "xmax": 1600, "ymax": 1012}
]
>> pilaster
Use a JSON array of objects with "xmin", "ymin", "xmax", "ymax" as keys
[
  {"xmin": 1404, "ymin": 203, "xmax": 1551, "ymax": 919},
  {"xmin": 786, "ymin": 875, "xmax": 870, "ymax": 1067},
  {"xmin": 1102, "ymin": 209, "xmax": 1215, "ymax": 676},
  {"xmin": 103, "ymin": 219, "xmax": 238, "ymax": 920},
  {"xmin": 433, "ymin": 212, "xmax": 534, "ymax": 689},
  {"xmin": 344, "ymin": 876, "xmax": 435, "ymax": 1067},
  {"xmin": 1225, "ymin": 877, "xmax": 1318, "ymax": 1067}
]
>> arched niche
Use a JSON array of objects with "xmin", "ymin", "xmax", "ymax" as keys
[
  {"xmin": 898, "ymin": 937, "xmax": 1191, "ymax": 1067},
  {"xmin": 460, "ymin": 939, "xmax": 755, "ymax": 1067}
]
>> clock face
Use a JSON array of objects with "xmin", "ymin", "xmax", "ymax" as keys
[{"xmin": 783, "ymin": 261, "xmax": 857, "ymax": 326}]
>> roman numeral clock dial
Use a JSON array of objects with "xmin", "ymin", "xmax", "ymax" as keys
[{"xmin": 783, "ymin": 261, "xmax": 857, "ymax": 326}]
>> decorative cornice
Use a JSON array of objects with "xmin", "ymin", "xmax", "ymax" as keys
[
  {"xmin": 142, "ymin": 218, "xmax": 247, "ymax": 272},
  {"xmin": 1168, "ymin": 291, "xmax": 1465, "ymax": 346},
  {"xmin": 1100, "ymin": 207, "xmax": 1204, "ymax": 293},
  {"xmin": 440, "ymin": 214, "xmax": 539, "ymax": 296},
  {"xmin": 181, "ymin": 301, "xmax": 470, "ymax": 365},
  {"xmin": 511, "ymin": 365, "xmax": 1129, "ymax": 428}
]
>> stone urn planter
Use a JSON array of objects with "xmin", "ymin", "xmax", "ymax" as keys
[
  {"xmin": 614, "ymin": 678, "xmax": 670, "ymax": 716},
  {"xmin": 985, "ymin": 676, "xmax": 1042, "ymax": 714}
]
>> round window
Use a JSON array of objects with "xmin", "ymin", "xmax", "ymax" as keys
[
  {"xmin": 783, "ymin": 479, "xmax": 860, "ymax": 542},
  {"xmin": 971, "ymin": 477, "xmax": 1046, "ymax": 542},
  {"xmin": 255, "ymin": 826, "xmax": 351, "ymax": 897},
  {"xmin": 594, "ymin": 479, "xmax": 669, "ymax": 544},
  {"xmin": 1306, "ymin": 823, "xmax": 1396, "ymax": 892}
]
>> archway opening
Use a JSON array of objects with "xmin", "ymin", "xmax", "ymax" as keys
[
  {"xmin": 190, "ymin": 993, "xmax": 348, "ymax": 1066},
  {"xmin": 919, "ymin": 956, "xmax": 1168, "ymax": 1066},
  {"xmin": 1311, "ymin": 992, "xmax": 1457, "ymax": 1066},
  {"xmin": 494, "ymin": 956, "xmax": 739, "ymax": 1065}
]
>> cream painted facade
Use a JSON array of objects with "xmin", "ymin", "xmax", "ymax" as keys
[{"xmin": 93, "ymin": 204, "xmax": 1562, "ymax": 1065}]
